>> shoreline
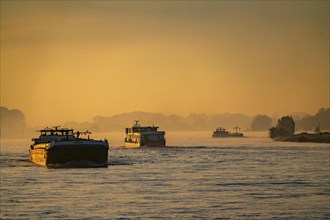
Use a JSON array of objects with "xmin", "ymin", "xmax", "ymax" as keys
[{"xmin": 275, "ymin": 132, "xmax": 330, "ymax": 143}]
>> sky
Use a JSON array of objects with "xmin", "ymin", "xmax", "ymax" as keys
[{"xmin": 1, "ymin": 0, "xmax": 329, "ymax": 126}]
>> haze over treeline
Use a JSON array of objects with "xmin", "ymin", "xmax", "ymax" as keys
[{"xmin": 1, "ymin": 106, "xmax": 329, "ymax": 138}]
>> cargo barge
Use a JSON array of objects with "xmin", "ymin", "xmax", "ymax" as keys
[
  {"xmin": 29, "ymin": 126, "xmax": 109, "ymax": 167},
  {"xmin": 124, "ymin": 121, "xmax": 166, "ymax": 148}
]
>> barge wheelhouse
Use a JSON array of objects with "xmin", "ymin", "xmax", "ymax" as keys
[{"xmin": 212, "ymin": 127, "xmax": 244, "ymax": 138}]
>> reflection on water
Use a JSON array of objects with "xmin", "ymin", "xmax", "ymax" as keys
[{"xmin": 1, "ymin": 132, "xmax": 329, "ymax": 219}]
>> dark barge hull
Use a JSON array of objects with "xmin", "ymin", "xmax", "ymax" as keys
[{"xmin": 30, "ymin": 144, "xmax": 108, "ymax": 167}]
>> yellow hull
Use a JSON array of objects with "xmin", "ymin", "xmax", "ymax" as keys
[
  {"xmin": 29, "ymin": 143, "xmax": 49, "ymax": 166},
  {"xmin": 124, "ymin": 141, "xmax": 166, "ymax": 148},
  {"xmin": 124, "ymin": 142, "xmax": 141, "ymax": 148}
]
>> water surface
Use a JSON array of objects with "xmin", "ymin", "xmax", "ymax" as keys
[{"xmin": 1, "ymin": 132, "xmax": 329, "ymax": 219}]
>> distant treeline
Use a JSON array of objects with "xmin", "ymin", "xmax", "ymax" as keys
[
  {"xmin": 1, "ymin": 106, "xmax": 329, "ymax": 138},
  {"xmin": 295, "ymin": 108, "xmax": 329, "ymax": 131},
  {"xmin": 63, "ymin": 108, "xmax": 330, "ymax": 132},
  {"xmin": 64, "ymin": 112, "xmax": 254, "ymax": 132},
  {"xmin": 0, "ymin": 106, "xmax": 31, "ymax": 138}
]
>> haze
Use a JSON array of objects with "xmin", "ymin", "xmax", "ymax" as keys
[{"xmin": 1, "ymin": 1, "xmax": 329, "ymax": 127}]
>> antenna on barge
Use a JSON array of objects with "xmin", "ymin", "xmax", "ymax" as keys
[
  {"xmin": 52, "ymin": 125, "xmax": 61, "ymax": 130},
  {"xmin": 233, "ymin": 126, "xmax": 240, "ymax": 134},
  {"xmin": 134, "ymin": 120, "xmax": 140, "ymax": 127}
]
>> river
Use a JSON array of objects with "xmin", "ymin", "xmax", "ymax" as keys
[{"xmin": 1, "ymin": 131, "xmax": 329, "ymax": 219}]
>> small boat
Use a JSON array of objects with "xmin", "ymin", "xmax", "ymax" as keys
[
  {"xmin": 29, "ymin": 126, "xmax": 109, "ymax": 167},
  {"xmin": 124, "ymin": 120, "xmax": 166, "ymax": 148},
  {"xmin": 212, "ymin": 127, "xmax": 244, "ymax": 138}
]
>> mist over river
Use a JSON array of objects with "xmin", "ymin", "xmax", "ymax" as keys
[{"xmin": 1, "ymin": 131, "xmax": 329, "ymax": 219}]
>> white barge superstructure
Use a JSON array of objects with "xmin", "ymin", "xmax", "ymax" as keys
[{"xmin": 124, "ymin": 121, "xmax": 166, "ymax": 148}]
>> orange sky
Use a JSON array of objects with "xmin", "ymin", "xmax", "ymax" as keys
[{"xmin": 1, "ymin": 1, "xmax": 329, "ymax": 126}]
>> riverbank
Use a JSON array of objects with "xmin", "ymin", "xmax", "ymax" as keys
[{"xmin": 275, "ymin": 132, "xmax": 330, "ymax": 143}]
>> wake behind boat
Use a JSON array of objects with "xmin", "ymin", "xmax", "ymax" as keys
[
  {"xmin": 29, "ymin": 126, "xmax": 109, "ymax": 167},
  {"xmin": 124, "ymin": 120, "xmax": 166, "ymax": 148}
]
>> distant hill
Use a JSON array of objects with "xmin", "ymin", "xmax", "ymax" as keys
[
  {"xmin": 295, "ymin": 108, "xmax": 330, "ymax": 131},
  {"xmin": 63, "ymin": 111, "xmax": 254, "ymax": 132},
  {"xmin": 0, "ymin": 106, "xmax": 31, "ymax": 138},
  {"xmin": 2, "ymin": 105, "xmax": 328, "ymax": 135},
  {"xmin": 56, "ymin": 109, "xmax": 330, "ymax": 133},
  {"xmin": 250, "ymin": 115, "xmax": 272, "ymax": 131}
]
